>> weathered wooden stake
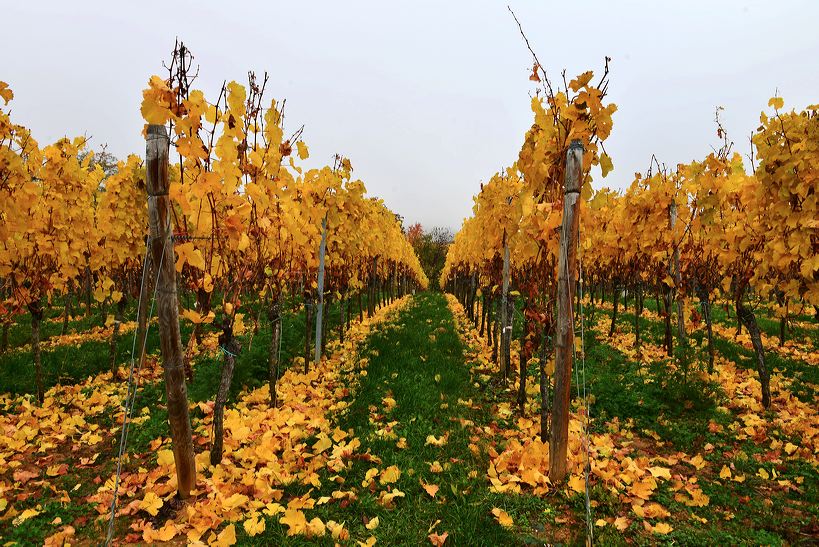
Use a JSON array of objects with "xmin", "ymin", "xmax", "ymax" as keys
[
  {"xmin": 109, "ymin": 295, "xmax": 127, "ymax": 376},
  {"xmin": 500, "ymin": 233, "xmax": 511, "ymax": 381},
  {"xmin": 145, "ymin": 124, "xmax": 196, "ymax": 498},
  {"xmin": 314, "ymin": 215, "xmax": 328, "ymax": 364},
  {"xmin": 549, "ymin": 139, "xmax": 583, "ymax": 483},
  {"xmin": 29, "ymin": 302, "xmax": 44, "ymax": 404},
  {"xmin": 135, "ymin": 253, "xmax": 152, "ymax": 368},
  {"xmin": 211, "ymin": 317, "xmax": 240, "ymax": 465},
  {"xmin": 669, "ymin": 200, "xmax": 686, "ymax": 344},
  {"xmin": 267, "ymin": 296, "xmax": 282, "ymax": 406}
]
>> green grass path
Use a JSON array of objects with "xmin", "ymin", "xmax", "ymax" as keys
[
  {"xmin": 239, "ymin": 292, "xmax": 549, "ymax": 545},
  {"xmin": 334, "ymin": 292, "xmax": 516, "ymax": 545}
]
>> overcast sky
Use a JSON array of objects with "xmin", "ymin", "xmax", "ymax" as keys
[{"xmin": 5, "ymin": 1, "xmax": 819, "ymax": 231}]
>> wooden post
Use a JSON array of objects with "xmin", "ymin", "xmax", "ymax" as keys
[
  {"xmin": 500, "ymin": 234, "xmax": 511, "ymax": 381},
  {"xmin": 135, "ymin": 253, "xmax": 152, "ymax": 368},
  {"xmin": 670, "ymin": 200, "xmax": 686, "ymax": 345},
  {"xmin": 303, "ymin": 292, "xmax": 312, "ymax": 371},
  {"xmin": 267, "ymin": 296, "xmax": 281, "ymax": 406},
  {"xmin": 539, "ymin": 323, "xmax": 551, "ymax": 442},
  {"xmin": 109, "ymin": 294, "xmax": 127, "ymax": 376},
  {"xmin": 368, "ymin": 257, "xmax": 378, "ymax": 317},
  {"xmin": 28, "ymin": 301, "xmax": 44, "ymax": 404},
  {"xmin": 470, "ymin": 272, "xmax": 478, "ymax": 323},
  {"xmin": 145, "ymin": 124, "xmax": 196, "ymax": 498},
  {"xmin": 549, "ymin": 139, "xmax": 583, "ymax": 483},
  {"xmin": 314, "ymin": 214, "xmax": 328, "ymax": 364},
  {"xmin": 211, "ymin": 316, "xmax": 240, "ymax": 465}
]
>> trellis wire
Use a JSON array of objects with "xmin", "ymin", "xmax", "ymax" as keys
[
  {"xmin": 104, "ymin": 236, "xmax": 167, "ymax": 546},
  {"xmin": 568, "ymin": 218, "xmax": 593, "ymax": 546}
]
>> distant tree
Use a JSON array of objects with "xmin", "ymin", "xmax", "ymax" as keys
[
  {"xmin": 406, "ymin": 223, "xmax": 423, "ymax": 246},
  {"xmin": 406, "ymin": 224, "xmax": 452, "ymax": 289},
  {"xmin": 79, "ymin": 145, "xmax": 119, "ymax": 181}
]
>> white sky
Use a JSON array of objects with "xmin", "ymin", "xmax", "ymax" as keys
[{"xmin": 5, "ymin": 0, "xmax": 819, "ymax": 231}]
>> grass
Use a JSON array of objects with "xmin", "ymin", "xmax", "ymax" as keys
[
  {"xmin": 584, "ymin": 298, "xmax": 819, "ymax": 544},
  {"xmin": 592, "ymin": 297, "xmax": 819, "ymax": 404},
  {"xmin": 1, "ymin": 290, "xmax": 816, "ymax": 545},
  {"xmin": 0, "ymin": 290, "xmax": 390, "ymax": 544},
  {"xmin": 0, "ymin": 290, "xmax": 375, "ymax": 399},
  {"xmin": 235, "ymin": 292, "xmax": 553, "ymax": 545}
]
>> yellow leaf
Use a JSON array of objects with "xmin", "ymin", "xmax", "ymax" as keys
[
  {"xmin": 362, "ymin": 467, "xmax": 379, "ymax": 487},
  {"xmin": 768, "ymin": 96, "xmax": 784, "ymax": 110},
  {"xmin": 568, "ymin": 474, "xmax": 586, "ymax": 494},
  {"xmin": 600, "ymin": 153, "xmax": 614, "ymax": 178},
  {"xmin": 569, "ymin": 71, "xmax": 594, "ymax": 91},
  {"xmin": 139, "ymin": 491, "xmax": 163, "ymax": 516},
  {"xmin": 213, "ymin": 523, "xmax": 237, "ymax": 546},
  {"xmin": 327, "ymin": 520, "xmax": 348, "ymax": 540},
  {"xmin": 421, "ymin": 480, "xmax": 439, "ymax": 498},
  {"xmin": 629, "ymin": 479, "xmax": 656, "ymax": 500},
  {"xmin": 757, "ymin": 468, "xmax": 770, "ymax": 480},
  {"xmin": 312, "ymin": 433, "xmax": 332, "ymax": 454},
  {"xmin": 141, "ymin": 76, "xmax": 172, "ymax": 125},
  {"xmin": 380, "ymin": 465, "xmax": 401, "ymax": 485},
  {"xmin": 141, "ymin": 97, "xmax": 170, "ymax": 125},
  {"xmin": 296, "ymin": 141, "xmax": 309, "ymax": 160},
  {"xmin": 221, "ymin": 492, "xmax": 249, "ymax": 511},
  {"xmin": 157, "ymin": 449, "xmax": 174, "ymax": 467},
  {"xmin": 243, "ymin": 515, "xmax": 265, "ymax": 536},
  {"xmin": 378, "ymin": 489, "xmax": 405, "ymax": 508},
  {"xmin": 182, "ymin": 308, "xmax": 215, "ymax": 325},
  {"xmin": 719, "ymin": 465, "xmax": 732, "ymax": 480},
  {"xmin": 613, "ymin": 516, "xmax": 630, "ymax": 531},
  {"xmin": 306, "ymin": 517, "xmax": 326, "ymax": 537},
  {"xmin": 366, "ymin": 516, "xmax": 380, "ymax": 530},
  {"xmin": 93, "ymin": 286, "xmax": 108, "ymax": 303},
  {"xmin": 491, "ymin": 507, "xmax": 514, "ymax": 528},
  {"xmin": 649, "ymin": 522, "xmax": 673, "ymax": 535},
  {"xmin": 648, "ymin": 466, "xmax": 671, "ymax": 480},
  {"xmin": 632, "ymin": 502, "xmax": 670, "ymax": 518},
  {"xmin": 12, "ymin": 507, "xmax": 41, "ymax": 526},
  {"xmin": 238, "ymin": 232, "xmax": 250, "ymax": 252},
  {"xmin": 688, "ymin": 454, "xmax": 706, "ymax": 469},
  {"xmin": 280, "ymin": 508, "xmax": 308, "ymax": 536},
  {"xmin": 145, "ymin": 521, "xmax": 177, "ymax": 542},
  {"xmin": 784, "ymin": 442, "xmax": 798, "ymax": 455},
  {"xmin": 425, "ymin": 434, "xmax": 448, "ymax": 447},
  {"xmin": 0, "ymin": 81, "xmax": 13, "ymax": 104},
  {"xmin": 175, "ymin": 242, "xmax": 206, "ymax": 271},
  {"xmin": 46, "ymin": 464, "xmax": 66, "ymax": 477},
  {"xmin": 203, "ymin": 272, "xmax": 214, "ymax": 293}
]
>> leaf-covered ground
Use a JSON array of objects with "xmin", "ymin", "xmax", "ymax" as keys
[{"xmin": 0, "ymin": 293, "xmax": 817, "ymax": 545}]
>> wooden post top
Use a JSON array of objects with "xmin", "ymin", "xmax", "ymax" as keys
[
  {"xmin": 564, "ymin": 139, "xmax": 584, "ymax": 194},
  {"xmin": 146, "ymin": 124, "xmax": 170, "ymax": 197},
  {"xmin": 146, "ymin": 124, "xmax": 168, "ymax": 138}
]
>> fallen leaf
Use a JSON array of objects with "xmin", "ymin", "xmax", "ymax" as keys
[
  {"xmin": 491, "ymin": 507, "xmax": 513, "ymax": 528},
  {"xmin": 139, "ymin": 491, "xmax": 162, "ymax": 517},
  {"xmin": 421, "ymin": 480, "xmax": 440, "ymax": 498},
  {"xmin": 380, "ymin": 465, "xmax": 401, "ymax": 485}
]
